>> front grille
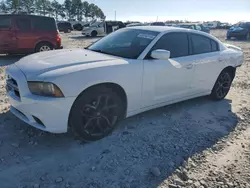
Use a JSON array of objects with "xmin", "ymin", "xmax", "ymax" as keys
[{"xmin": 6, "ymin": 76, "xmax": 20, "ymax": 98}]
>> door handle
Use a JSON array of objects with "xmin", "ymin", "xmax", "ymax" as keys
[
  {"xmin": 185, "ymin": 64, "xmax": 193, "ymax": 69},
  {"xmin": 218, "ymin": 58, "xmax": 223, "ymax": 62}
]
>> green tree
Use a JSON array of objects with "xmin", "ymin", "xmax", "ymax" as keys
[
  {"xmin": 6, "ymin": 0, "xmax": 20, "ymax": 13},
  {"xmin": 35, "ymin": 0, "xmax": 50, "ymax": 16},
  {"xmin": 64, "ymin": 0, "xmax": 72, "ymax": 19},
  {"xmin": 82, "ymin": 1, "xmax": 89, "ymax": 20},
  {"xmin": 0, "ymin": 0, "xmax": 8, "ymax": 13},
  {"xmin": 71, "ymin": 0, "xmax": 82, "ymax": 21},
  {"xmin": 20, "ymin": 0, "xmax": 35, "ymax": 13},
  {"xmin": 51, "ymin": 0, "xmax": 62, "ymax": 20},
  {"xmin": 88, "ymin": 3, "xmax": 97, "ymax": 20}
]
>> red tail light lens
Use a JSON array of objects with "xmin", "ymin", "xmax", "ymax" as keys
[{"xmin": 56, "ymin": 33, "xmax": 61, "ymax": 42}]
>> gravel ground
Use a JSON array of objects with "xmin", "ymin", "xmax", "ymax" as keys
[{"xmin": 0, "ymin": 30, "xmax": 249, "ymax": 188}]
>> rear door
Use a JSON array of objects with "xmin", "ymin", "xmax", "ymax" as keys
[
  {"xmin": 14, "ymin": 16, "xmax": 35, "ymax": 51},
  {"xmin": 189, "ymin": 34, "xmax": 223, "ymax": 93},
  {"xmin": 0, "ymin": 16, "xmax": 17, "ymax": 53}
]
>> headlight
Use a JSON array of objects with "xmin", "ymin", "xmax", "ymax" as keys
[{"xmin": 28, "ymin": 82, "xmax": 64, "ymax": 97}]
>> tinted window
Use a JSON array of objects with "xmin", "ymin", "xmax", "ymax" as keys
[
  {"xmin": 195, "ymin": 25, "xmax": 201, "ymax": 31},
  {"xmin": 211, "ymin": 40, "xmax": 219, "ymax": 52},
  {"xmin": 0, "ymin": 17, "xmax": 11, "ymax": 29},
  {"xmin": 33, "ymin": 17, "xmax": 56, "ymax": 31},
  {"xmin": 191, "ymin": 34, "xmax": 211, "ymax": 54},
  {"xmin": 16, "ymin": 18, "xmax": 31, "ymax": 31},
  {"xmin": 152, "ymin": 33, "xmax": 189, "ymax": 58},
  {"xmin": 88, "ymin": 29, "xmax": 159, "ymax": 59}
]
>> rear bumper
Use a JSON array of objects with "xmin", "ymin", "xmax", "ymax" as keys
[{"xmin": 55, "ymin": 46, "xmax": 63, "ymax": 49}]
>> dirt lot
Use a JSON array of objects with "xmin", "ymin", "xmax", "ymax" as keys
[{"xmin": 0, "ymin": 30, "xmax": 250, "ymax": 188}]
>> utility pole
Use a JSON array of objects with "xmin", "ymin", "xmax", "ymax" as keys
[
  {"xmin": 115, "ymin": 11, "xmax": 116, "ymax": 21},
  {"xmin": 156, "ymin": 16, "xmax": 158, "ymax": 22}
]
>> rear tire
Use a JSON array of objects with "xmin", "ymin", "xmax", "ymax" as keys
[
  {"xmin": 210, "ymin": 70, "xmax": 233, "ymax": 100},
  {"xmin": 70, "ymin": 86, "xmax": 125, "ymax": 142},
  {"xmin": 91, "ymin": 30, "xmax": 97, "ymax": 37},
  {"xmin": 245, "ymin": 32, "xmax": 250, "ymax": 40},
  {"xmin": 35, "ymin": 42, "xmax": 53, "ymax": 52}
]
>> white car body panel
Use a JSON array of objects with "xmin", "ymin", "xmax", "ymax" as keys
[{"xmin": 6, "ymin": 26, "xmax": 244, "ymax": 133}]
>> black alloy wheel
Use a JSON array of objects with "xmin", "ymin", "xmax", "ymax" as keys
[{"xmin": 70, "ymin": 87, "xmax": 125, "ymax": 141}]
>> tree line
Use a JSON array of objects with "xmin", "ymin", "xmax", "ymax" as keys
[{"xmin": 0, "ymin": 0, "xmax": 106, "ymax": 21}]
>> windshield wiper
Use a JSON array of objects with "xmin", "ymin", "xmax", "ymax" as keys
[{"xmin": 88, "ymin": 49, "xmax": 114, "ymax": 56}]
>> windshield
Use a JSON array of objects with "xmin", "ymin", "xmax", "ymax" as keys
[
  {"xmin": 236, "ymin": 22, "xmax": 248, "ymax": 28},
  {"xmin": 87, "ymin": 29, "xmax": 159, "ymax": 59}
]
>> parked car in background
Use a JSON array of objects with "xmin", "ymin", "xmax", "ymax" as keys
[
  {"xmin": 57, "ymin": 21, "xmax": 73, "ymax": 33},
  {"xmin": 0, "ymin": 14, "xmax": 62, "ymax": 54},
  {"xmin": 150, "ymin": 22, "xmax": 166, "ymax": 26},
  {"xmin": 126, "ymin": 22, "xmax": 147, "ymax": 27},
  {"xmin": 6, "ymin": 26, "xmax": 243, "ymax": 141},
  {"xmin": 217, "ymin": 23, "xmax": 232, "ymax": 29},
  {"xmin": 177, "ymin": 23, "xmax": 210, "ymax": 33},
  {"xmin": 73, "ymin": 23, "xmax": 83, "ymax": 31},
  {"xmin": 227, "ymin": 22, "xmax": 250, "ymax": 40},
  {"xmin": 82, "ymin": 21, "xmax": 126, "ymax": 37}
]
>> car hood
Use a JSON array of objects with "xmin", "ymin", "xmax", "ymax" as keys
[{"xmin": 15, "ymin": 49, "xmax": 117, "ymax": 79}]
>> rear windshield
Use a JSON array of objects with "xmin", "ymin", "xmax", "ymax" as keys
[
  {"xmin": 32, "ymin": 17, "xmax": 57, "ymax": 31},
  {"xmin": 0, "ymin": 17, "xmax": 11, "ymax": 29}
]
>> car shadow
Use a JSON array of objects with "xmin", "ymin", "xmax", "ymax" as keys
[
  {"xmin": 0, "ymin": 54, "xmax": 24, "ymax": 67},
  {"xmin": 0, "ymin": 96, "xmax": 239, "ymax": 187}
]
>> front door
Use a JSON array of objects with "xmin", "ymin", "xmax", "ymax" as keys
[
  {"xmin": 142, "ymin": 32, "xmax": 195, "ymax": 107},
  {"xmin": 14, "ymin": 17, "xmax": 34, "ymax": 51},
  {"xmin": 0, "ymin": 16, "xmax": 17, "ymax": 53}
]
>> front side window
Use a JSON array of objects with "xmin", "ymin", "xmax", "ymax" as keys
[
  {"xmin": 190, "ymin": 34, "xmax": 211, "ymax": 54},
  {"xmin": 16, "ymin": 18, "xmax": 31, "ymax": 31},
  {"xmin": 0, "ymin": 17, "xmax": 11, "ymax": 29},
  {"xmin": 88, "ymin": 29, "xmax": 159, "ymax": 59},
  {"xmin": 151, "ymin": 32, "xmax": 189, "ymax": 58}
]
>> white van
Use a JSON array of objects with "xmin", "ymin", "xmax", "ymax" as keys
[{"xmin": 82, "ymin": 21, "xmax": 125, "ymax": 37}]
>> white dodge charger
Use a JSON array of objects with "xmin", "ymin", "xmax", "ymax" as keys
[{"xmin": 6, "ymin": 26, "xmax": 244, "ymax": 141}]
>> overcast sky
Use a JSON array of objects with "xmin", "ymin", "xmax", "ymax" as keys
[{"xmin": 58, "ymin": 0, "xmax": 250, "ymax": 23}]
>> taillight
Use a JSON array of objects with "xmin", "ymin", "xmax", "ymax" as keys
[{"xmin": 56, "ymin": 33, "xmax": 61, "ymax": 42}]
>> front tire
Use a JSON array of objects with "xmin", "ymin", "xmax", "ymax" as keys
[
  {"xmin": 70, "ymin": 86, "xmax": 125, "ymax": 141},
  {"xmin": 91, "ymin": 30, "xmax": 97, "ymax": 37},
  {"xmin": 245, "ymin": 32, "xmax": 250, "ymax": 40},
  {"xmin": 210, "ymin": 70, "xmax": 233, "ymax": 100}
]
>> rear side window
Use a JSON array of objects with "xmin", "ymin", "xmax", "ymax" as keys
[
  {"xmin": 211, "ymin": 40, "xmax": 219, "ymax": 52},
  {"xmin": 33, "ymin": 17, "xmax": 56, "ymax": 31},
  {"xmin": 0, "ymin": 17, "xmax": 11, "ymax": 29},
  {"xmin": 191, "ymin": 34, "xmax": 211, "ymax": 54},
  {"xmin": 151, "ymin": 33, "xmax": 189, "ymax": 58},
  {"xmin": 16, "ymin": 18, "xmax": 31, "ymax": 31}
]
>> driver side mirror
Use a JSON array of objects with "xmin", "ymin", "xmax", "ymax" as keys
[{"xmin": 150, "ymin": 49, "xmax": 170, "ymax": 60}]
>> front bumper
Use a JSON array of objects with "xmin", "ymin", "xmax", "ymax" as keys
[{"xmin": 6, "ymin": 64, "xmax": 75, "ymax": 133}]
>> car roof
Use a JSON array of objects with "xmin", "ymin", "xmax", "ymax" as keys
[
  {"xmin": 0, "ymin": 14, "xmax": 54, "ymax": 19},
  {"xmin": 126, "ymin": 26, "xmax": 218, "ymax": 40},
  {"xmin": 128, "ymin": 26, "xmax": 200, "ymax": 33}
]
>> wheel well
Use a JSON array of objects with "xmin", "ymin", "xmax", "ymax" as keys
[
  {"xmin": 91, "ymin": 30, "xmax": 97, "ymax": 34},
  {"xmin": 68, "ymin": 83, "xmax": 128, "ymax": 128},
  {"xmin": 35, "ymin": 41, "xmax": 54, "ymax": 50},
  {"xmin": 223, "ymin": 66, "xmax": 236, "ymax": 79}
]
